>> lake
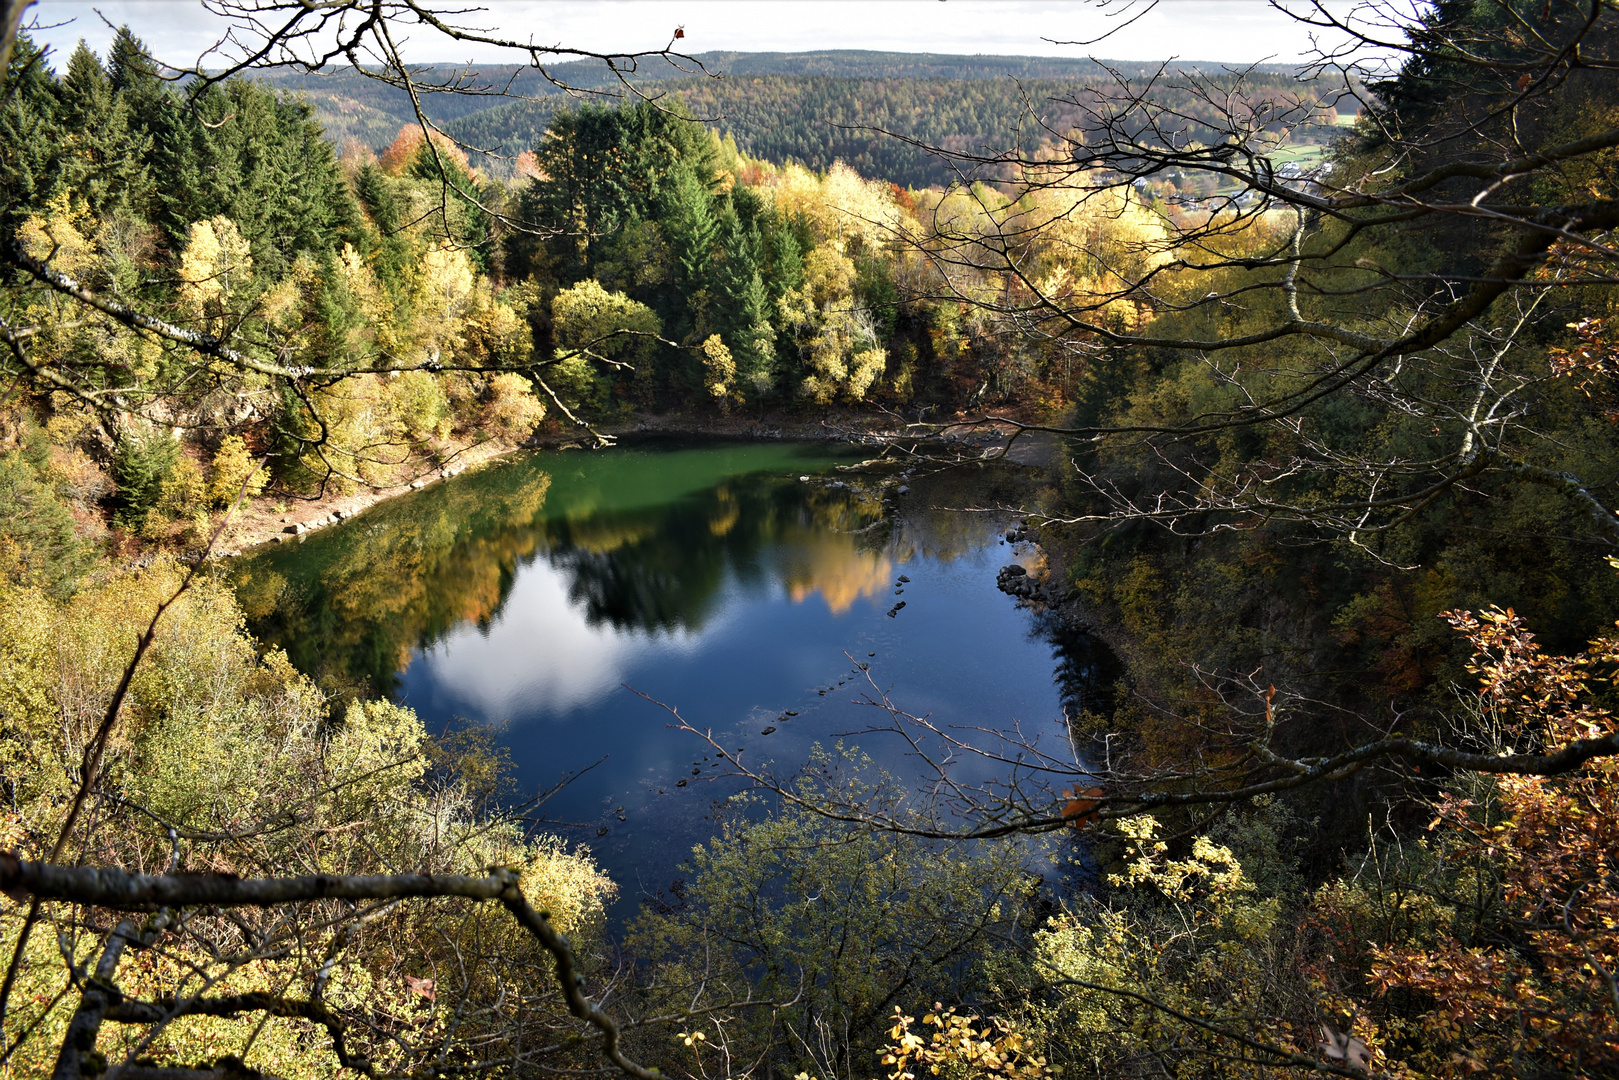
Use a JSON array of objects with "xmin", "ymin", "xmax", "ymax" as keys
[{"xmin": 229, "ymin": 439, "xmax": 1104, "ymax": 918}]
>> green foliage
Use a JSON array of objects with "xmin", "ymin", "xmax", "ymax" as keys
[
  {"xmin": 438, "ymin": 69, "xmax": 1344, "ymax": 189},
  {"xmin": 510, "ymin": 100, "xmax": 717, "ymax": 285},
  {"xmin": 0, "ymin": 446, "xmax": 94, "ymax": 598},
  {"xmin": 550, "ymin": 278, "xmax": 662, "ymax": 411},
  {"xmin": 151, "ymin": 76, "xmax": 358, "ymax": 276},
  {"xmin": 629, "ymin": 752, "xmax": 1041, "ymax": 1079},
  {"xmin": 111, "ymin": 425, "xmax": 180, "ymax": 529}
]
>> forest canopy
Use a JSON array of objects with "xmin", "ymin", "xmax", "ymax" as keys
[{"xmin": 4, "ymin": 1, "xmax": 1619, "ymax": 1079}]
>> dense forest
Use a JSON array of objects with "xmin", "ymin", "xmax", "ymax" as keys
[
  {"xmin": 4, "ymin": 3, "xmax": 1619, "ymax": 1079},
  {"xmin": 257, "ymin": 54, "xmax": 1348, "ymax": 187},
  {"xmin": 0, "ymin": 26, "xmax": 1152, "ymax": 554},
  {"xmin": 438, "ymin": 71, "xmax": 1345, "ymax": 188}
]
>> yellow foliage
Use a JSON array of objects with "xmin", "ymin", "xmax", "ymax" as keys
[
  {"xmin": 17, "ymin": 195, "xmax": 97, "ymax": 278},
  {"xmin": 520, "ymin": 836, "xmax": 617, "ymax": 937},
  {"xmin": 458, "ymin": 286, "xmax": 532, "ymax": 370},
  {"xmin": 391, "ymin": 368, "xmax": 453, "ymax": 442},
  {"xmin": 482, "ymin": 372, "xmax": 546, "ymax": 441},
  {"xmin": 157, "ymin": 453, "xmax": 208, "ymax": 520},
  {"xmin": 765, "ymin": 161, "xmax": 903, "ymax": 257},
  {"xmin": 337, "ymin": 241, "xmax": 396, "ymax": 352},
  {"xmin": 209, "ymin": 434, "xmax": 268, "ymax": 508},
  {"xmin": 847, "ymin": 347, "xmax": 887, "ymax": 401},
  {"xmin": 551, "ymin": 279, "xmax": 661, "ymax": 411},
  {"xmin": 411, "ymin": 242, "xmax": 476, "ymax": 363},
  {"xmin": 881, "ymin": 1006, "xmax": 1056, "ymax": 1080},
  {"xmin": 177, "ymin": 215, "xmax": 254, "ymax": 323},
  {"xmin": 0, "ymin": 563, "xmax": 615, "ymax": 1077},
  {"xmin": 781, "ymin": 241, "xmax": 890, "ymax": 403},
  {"xmin": 702, "ymin": 333, "xmax": 737, "ymax": 405}
]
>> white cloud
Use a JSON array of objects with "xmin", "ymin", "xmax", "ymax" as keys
[
  {"xmin": 32, "ymin": 1, "xmax": 1358, "ymax": 69},
  {"xmin": 417, "ymin": 561, "xmax": 711, "ymax": 719}
]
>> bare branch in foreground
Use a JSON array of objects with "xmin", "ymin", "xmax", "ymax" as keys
[
  {"xmin": 639, "ymin": 669, "xmax": 1619, "ymax": 842},
  {"xmin": 0, "ymin": 860, "xmax": 662, "ymax": 1080}
]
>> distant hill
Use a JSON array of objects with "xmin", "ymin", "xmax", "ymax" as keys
[{"xmin": 256, "ymin": 50, "xmax": 1351, "ymax": 187}]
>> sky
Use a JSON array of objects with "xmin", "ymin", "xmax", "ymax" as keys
[{"xmin": 28, "ymin": 1, "xmax": 1365, "ymax": 69}]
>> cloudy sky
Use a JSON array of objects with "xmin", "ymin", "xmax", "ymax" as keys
[{"xmin": 30, "ymin": 1, "xmax": 1362, "ymax": 68}]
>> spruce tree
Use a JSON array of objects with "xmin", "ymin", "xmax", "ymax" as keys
[
  {"xmin": 0, "ymin": 35, "xmax": 62, "ymax": 237},
  {"xmin": 59, "ymin": 40, "xmax": 152, "ymax": 217}
]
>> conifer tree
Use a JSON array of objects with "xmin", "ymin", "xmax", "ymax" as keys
[{"xmin": 0, "ymin": 35, "xmax": 63, "ymax": 238}]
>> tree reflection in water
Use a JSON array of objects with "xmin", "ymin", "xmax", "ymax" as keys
[
  {"xmin": 232, "ymin": 441, "xmax": 920, "ymax": 695},
  {"xmin": 230, "ymin": 440, "xmax": 1109, "ymax": 917}
]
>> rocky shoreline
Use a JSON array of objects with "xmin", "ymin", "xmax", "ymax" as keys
[
  {"xmin": 207, "ymin": 408, "xmax": 1040, "ymax": 559},
  {"xmin": 209, "ymin": 439, "xmax": 514, "ymax": 558},
  {"xmin": 992, "ymin": 516, "xmax": 1134, "ymax": 668}
]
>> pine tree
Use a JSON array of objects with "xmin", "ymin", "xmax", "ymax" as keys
[
  {"xmin": 107, "ymin": 26, "xmax": 159, "ymax": 96},
  {"xmin": 355, "ymin": 162, "xmax": 413, "ymax": 296},
  {"xmin": 58, "ymin": 41, "xmax": 109, "ymax": 134},
  {"xmin": 660, "ymin": 166, "xmax": 719, "ymax": 354}
]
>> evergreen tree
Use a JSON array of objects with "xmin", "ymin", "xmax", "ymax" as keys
[
  {"xmin": 709, "ymin": 199, "xmax": 776, "ymax": 397},
  {"xmin": 153, "ymin": 78, "xmax": 356, "ymax": 276},
  {"xmin": 57, "ymin": 40, "xmax": 151, "ymax": 217},
  {"xmin": 662, "ymin": 168, "xmax": 718, "ymax": 300},
  {"xmin": 0, "ymin": 35, "xmax": 62, "ymax": 238},
  {"xmin": 513, "ymin": 99, "xmax": 718, "ymax": 286},
  {"xmin": 405, "ymin": 137, "xmax": 492, "ymax": 271},
  {"xmin": 106, "ymin": 26, "xmax": 165, "ymax": 143},
  {"xmin": 354, "ymin": 161, "xmax": 413, "ymax": 295},
  {"xmin": 107, "ymin": 27, "xmax": 159, "ymax": 94},
  {"xmin": 58, "ymin": 41, "xmax": 109, "ymax": 134},
  {"xmin": 765, "ymin": 217, "xmax": 804, "ymax": 302}
]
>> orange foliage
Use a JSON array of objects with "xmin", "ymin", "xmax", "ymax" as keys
[
  {"xmin": 379, "ymin": 125, "xmax": 471, "ymax": 176},
  {"xmin": 1060, "ymin": 786, "xmax": 1104, "ymax": 829},
  {"xmin": 1551, "ymin": 317, "xmax": 1619, "ymax": 424},
  {"xmin": 1359, "ymin": 605, "xmax": 1619, "ymax": 1076},
  {"xmin": 514, "ymin": 150, "xmax": 545, "ymax": 181}
]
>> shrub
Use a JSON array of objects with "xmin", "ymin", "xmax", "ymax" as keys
[
  {"xmin": 209, "ymin": 434, "xmax": 268, "ymax": 508},
  {"xmin": 111, "ymin": 425, "xmax": 180, "ymax": 529}
]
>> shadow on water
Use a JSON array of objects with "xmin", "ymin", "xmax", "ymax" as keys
[{"xmin": 230, "ymin": 439, "xmax": 1117, "ymax": 921}]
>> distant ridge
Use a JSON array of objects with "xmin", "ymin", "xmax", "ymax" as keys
[
  {"xmin": 548, "ymin": 49, "xmax": 1307, "ymax": 81},
  {"xmin": 255, "ymin": 50, "xmax": 1343, "ymax": 187},
  {"xmin": 255, "ymin": 47, "xmax": 1311, "ymax": 111}
]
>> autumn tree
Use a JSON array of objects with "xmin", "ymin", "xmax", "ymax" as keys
[
  {"xmin": 885, "ymin": 0, "xmax": 1619, "ymax": 545},
  {"xmin": 0, "ymin": 5, "xmax": 708, "ymax": 1076}
]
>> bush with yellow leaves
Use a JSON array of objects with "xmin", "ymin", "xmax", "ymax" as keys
[
  {"xmin": 208, "ymin": 434, "xmax": 268, "ymax": 508},
  {"xmin": 0, "ymin": 562, "xmax": 615, "ymax": 1078},
  {"xmin": 881, "ymin": 1006, "xmax": 1057, "ymax": 1080}
]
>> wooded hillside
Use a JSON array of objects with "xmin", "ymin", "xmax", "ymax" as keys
[{"xmin": 256, "ymin": 52, "xmax": 1350, "ymax": 187}]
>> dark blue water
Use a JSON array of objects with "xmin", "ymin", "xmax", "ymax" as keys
[{"xmin": 231, "ymin": 440, "xmax": 1097, "ymax": 917}]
